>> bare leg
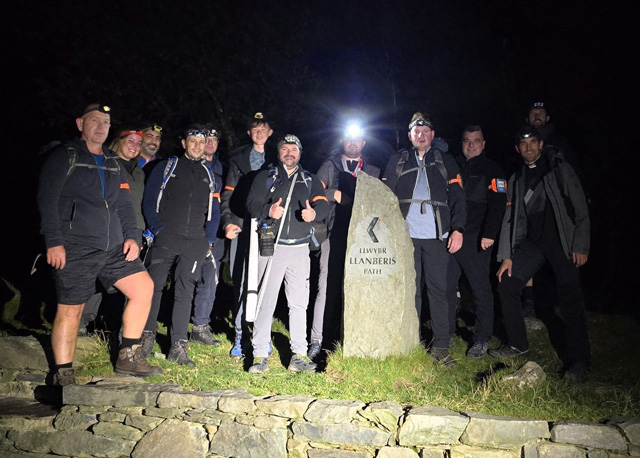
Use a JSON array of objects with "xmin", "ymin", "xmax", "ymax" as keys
[
  {"xmin": 51, "ymin": 303, "xmax": 85, "ymax": 364},
  {"xmin": 114, "ymin": 271, "xmax": 153, "ymax": 340}
]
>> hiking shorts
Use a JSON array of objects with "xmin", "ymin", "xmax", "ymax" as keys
[{"xmin": 54, "ymin": 243, "xmax": 146, "ymax": 305}]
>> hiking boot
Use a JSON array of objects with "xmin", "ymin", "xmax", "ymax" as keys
[
  {"xmin": 488, "ymin": 345, "xmax": 529, "ymax": 359},
  {"xmin": 564, "ymin": 363, "xmax": 588, "ymax": 383},
  {"xmin": 77, "ymin": 324, "xmax": 88, "ymax": 337},
  {"xmin": 52, "ymin": 368, "xmax": 76, "ymax": 386},
  {"xmin": 115, "ymin": 345, "xmax": 163, "ymax": 377},
  {"xmin": 190, "ymin": 324, "xmax": 221, "ymax": 346},
  {"xmin": 168, "ymin": 340, "xmax": 196, "ymax": 367},
  {"xmin": 248, "ymin": 357, "xmax": 269, "ymax": 374},
  {"xmin": 429, "ymin": 347, "xmax": 456, "ymax": 368},
  {"xmin": 288, "ymin": 354, "xmax": 317, "ymax": 373},
  {"xmin": 230, "ymin": 333, "xmax": 243, "ymax": 358},
  {"xmin": 307, "ymin": 341, "xmax": 321, "ymax": 361},
  {"xmin": 467, "ymin": 341, "xmax": 490, "ymax": 359},
  {"xmin": 140, "ymin": 330, "xmax": 156, "ymax": 358}
]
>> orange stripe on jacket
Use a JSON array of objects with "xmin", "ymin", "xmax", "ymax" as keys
[
  {"xmin": 312, "ymin": 195, "xmax": 328, "ymax": 202},
  {"xmin": 120, "ymin": 183, "xmax": 130, "ymax": 190},
  {"xmin": 224, "ymin": 185, "xmax": 235, "ymax": 191}
]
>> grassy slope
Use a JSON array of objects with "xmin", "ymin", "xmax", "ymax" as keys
[{"xmin": 2, "ymin": 278, "xmax": 638, "ymax": 422}]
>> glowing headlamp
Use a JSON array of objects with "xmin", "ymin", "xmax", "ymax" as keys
[{"xmin": 344, "ymin": 123, "xmax": 364, "ymax": 139}]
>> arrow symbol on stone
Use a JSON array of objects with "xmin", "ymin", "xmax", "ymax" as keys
[{"xmin": 367, "ymin": 217, "xmax": 379, "ymax": 243}]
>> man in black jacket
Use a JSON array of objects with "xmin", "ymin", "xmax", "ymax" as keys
[
  {"xmin": 38, "ymin": 104, "xmax": 161, "ymax": 385},
  {"xmin": 142, "ymin": 124, "xmax": 219, "ymax": 367},
  {"xmin": 220, "ymin": 113, "xmax": 275, "ymax": 358},
  {"xmin": 383, "ymin": 112, "xmax": 466, "ymax": 367},
  {"xmin": 246, "ymin": 134, "xmax": 328, "ymax": 374},
  {"xmin": 492, "ymin": 127, "xmax": 590, "ymax": 382},
  {"xmin": 309, "ymin": 123, "xmax": 380, "ymax": 360},
  {"xmin": 447, "ymin": 125, "xmax": 506, "ymax": 359}
]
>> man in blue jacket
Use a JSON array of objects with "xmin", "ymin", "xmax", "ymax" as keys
[
  {"xmin": 38, "ymin": 104, "xmax": 161, "ymax": 386},
  {"xmin": 142, "ymin": 124, "xmax": 219, "ymax": 366}
]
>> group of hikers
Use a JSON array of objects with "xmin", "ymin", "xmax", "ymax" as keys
[{"xmin": 37, "ymin": 100, "xmax": 590, "ymax": 385}]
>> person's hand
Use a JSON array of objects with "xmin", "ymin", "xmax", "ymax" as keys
[
  {"xmin": 46, "ymin": 245, "xmax": 66, "ymax": 269},
  {"xmin": 224, "ymin": 224, "xmax": 242, "ymax": 240},
  {"xmin": 572, "ymin": 252, "xmax": 588, "ymax": 267},
  {"xmin": 301, "ymin": 200, "xmax": 316, "ymax": 222},
  {"xmin": 123, "ymin": 239, "xmax": 140, "ymax": 261},
  {"xmin": 497, "ymin": 259, "xmax": 513, "ymax": 282},
  {"xmin": 334, "ymin": 190, "xmax": 342, "ymax": 204},
  {"xmin": 269, "ymin": 197, "xmax": 284, "ymax": 220},
  {"xmin": 447, "ymin": 231, "xmax": 463, "ymax": 253},
  {"xmin": 481, "ymin": 238, "xmax": 494, "ymax": 250}
]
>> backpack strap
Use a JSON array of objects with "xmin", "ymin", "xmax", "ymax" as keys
[
  {"xmin": 64, "ymin": 146, "xmax": 121, "ymax": 183},
  {"xmin": 156, "ymin": 156, "xmax": 179, "ymax": 213}
]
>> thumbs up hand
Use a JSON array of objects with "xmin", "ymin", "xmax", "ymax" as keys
[
  {"xmin": 269, "ymin": 197, "xmax": 284, "ymax": 220},
  {"xmin": 301, "ymin": 199, "xmax": 316, "ymax": 222}
]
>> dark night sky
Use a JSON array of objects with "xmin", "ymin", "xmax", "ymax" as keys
[{"xmin": 4, "ymin": 0, "xmax": 638, "ymax": 310}]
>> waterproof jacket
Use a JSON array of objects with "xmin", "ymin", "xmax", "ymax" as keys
[
  {"xmin": 220, "ymin": 144, "xmax": 276, "ymax": 230},
  {"xmin": 143, "ymin": 155, "xmax": 219, "ymax": 243},
  {"xmin": 460, "ymin": 153, "xmax": 507, "ymax": 240},
  {"xmin": 383, "ymin": 147, "xmax": 466, "ymax": 239},
  {"xmin": 38, "ymin": 138, "xmax": 139, "ymax": 251},
  {"xmin": 315, "ymin": 150, "xmax": 380, "ymax": 235},
  {"xmin": 247, "ymin": 163, "xmax": 329, "ymax": 245},
  {"xmin": 497, "ymin": 147, "xmax": 590, "ymax": 261}
]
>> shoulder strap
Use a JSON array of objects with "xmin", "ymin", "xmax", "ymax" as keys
[
  {"xmin": 396, "ymin": 150, "xmax": 410, "ymax": 178},
  {"xmin": 156, "ymin": 156, "xmax": 179, "ymax": 213},
  {"xmin": 65, "ymin": 146, "xmax": 78, "ymax": 180},
  {"xmin": 433, "ymin": 150, "xmax": 448, "ymax": 183}
]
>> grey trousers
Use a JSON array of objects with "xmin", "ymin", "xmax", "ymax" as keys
[
  {"xmin": 310, "ymin": 237, "xmax": 330, "ymax": 343},
  {"xmin": 252, "ymin": 244, "xmax": 310, "ymax": 358}
]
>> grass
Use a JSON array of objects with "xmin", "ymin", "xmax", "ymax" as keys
[{"xmin": 2, "ymin": 277, "xmax": 639, "ymax": 422}]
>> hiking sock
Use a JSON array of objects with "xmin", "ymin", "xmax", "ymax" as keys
[
  {"xmin": 56, "ymin": 362, "xmax": 73, "ymax": 371},
  {"xmin": 121, "ymin": 337, "xmax": 141, "ymax": 349}
]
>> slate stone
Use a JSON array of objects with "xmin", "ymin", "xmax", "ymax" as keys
[
  {"xmin": 97, "ymin": 411, "xmax": 127, "ymax": 422},
  {"xmin": 125, "ymin": 414, "xmax": 164, "ymax": 431},
  {"xmin": 616, "ymin": 419, "xmax": 640, "ymax": 445},
  {"xmin": 156, "ymin": 390, "xmax": 221, "ymax": 409},
  {"xmin": 10, "ymin": 429, "xmax": 136, "ymax": 457},
  {"xmin": 304, "ymin": 398, "xmax": 365, "ymax": 424},
  {"xmin": 501, "ymin": 361, "xmax": 547, "ymax": 389},
  {"xmin": 343, "ymin": 172, "xmax": 420, "ymax": 358},
  {"xmin": 132, "ymin": 419, "xmax": 208, "ymax": 458},
  {"xmin": 461, "ymin": 411, "xmax": 550, "ymax": 449},
  {"xmin": 292, "ymin": 421, "xmax": 390, "ymax": 447},
  {"xmin": 377, "ymin": 446, "xmax": 420, "ymax": 457},
  {"xmin": 358, "ymin": 401, "xmax": 404, "ymax": 432},
  {"xmin": 419, "ymin": 446, "xmax": 449, "ymax": 458},
  {"xmin": 287, "ymin": 437, "xmax": 308, "ymax": 458},
  {"xmin": 255, "ymin": 394, "xmax": 315, "ymax": 419},
  {"xmin": 210, "ymin": 420, "xmax": 287, "ymax": 458},
  {"xmin": 398, "ymin": 406, "xmax": 469, "ymax": 446},
  {"xmin": 142, "ymin": 406, "xmax": 184, "ymax": 419},
  {"xmin": 53, "ymin": 410, "xmax": 97, "ymax": 430},
  {"xmin": 253, "ymin": 415, "xmax": 289, "ymax": 430},
  {"xmin": 551, "ymin": 421, "xmax": 627, "ymax": 451},
  {"xmin": 307, "ymin": 450, "xmax": 371, "ymax": 458},
  {"xmin": 217, "ymin": 390, "xmax": 258, "ymax": 414},
  {"xmin": 92, "ymin": 421, "xmax": 144, "ymax": 441},
  {"xmin": 0, "ymin": 336, "xmax": 100, "ymax": 371},
  {"xmin": 537, "ymin": 442, "xmax": 586, "ymax": 458},
  {"xmin": 63, "ymin": 383, "xmax": 173, "ymax": 407},
  {"xmin": 450, "ymin": 445, "xmax": 521, "ymax": 457}
]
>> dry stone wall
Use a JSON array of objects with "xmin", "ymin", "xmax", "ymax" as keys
[{"xmin": 1, "ymin": 379, "xmax": 639, "ymax": 458}]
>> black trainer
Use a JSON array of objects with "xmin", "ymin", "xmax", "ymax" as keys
[
  {"xmin": 167, "ymin": 340, "xmax": 196, "ymax": 367},
  {"xmin": 307, "ymin": 341, "xmax": 321, "ymax": 360},
  {"xmin": 140, "ymin": 330, "xmax": 156, "ymax": 357},
  {"xmin": 190, "ymin": 324, "xmax": 221, "ymax": 346},
  {"xmin": 488, "ymin": 345, "xmax": 529, "ymax": 359},
  {"xmin": 248, "ymin": 357, "xmax": 269, "ymax": 374},
  {"xmin": 466, "ymin": 341, "xmax": 490, "ymax": 359}
]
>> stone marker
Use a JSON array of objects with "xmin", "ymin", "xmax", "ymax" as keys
[{"xmin": 342, "ymin": 172, "xmax": 419, "ymax": 358}]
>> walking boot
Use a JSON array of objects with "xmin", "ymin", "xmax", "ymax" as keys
[
  {"xmin": 115, "ymin": 344, "xmax": 163, "ymax": 377},
  {"xmin": 190, "ymin": 324, "xmax": 221, "ymax": 346},
  {"xmin": 168, "ymin": 340, "xmax": 196, "ymax": 367}
]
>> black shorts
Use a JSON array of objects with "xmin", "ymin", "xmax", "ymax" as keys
[{"xmin": 54, "ymin": 243, "xmax": 146, "ymax": 305}]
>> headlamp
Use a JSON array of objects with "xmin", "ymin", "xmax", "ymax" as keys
[
  {"xmin": 409, "ymin": 118, "xmax": 434, "ymax": 131},
  {"xmin": 344, "ymin": 123, "xmax": 364, "ymax": 139},
  {"xmin": 206, "ymin": 129, "xmax": 220, "ymax": 138},
  {"xmin": 81, "ymin": 104, "xmax": 111, "ymax": 117},
  {"xmin": 278, "ymin": 134, "xmax": 303, "ymax": 151},
  {"xmin": 186, "ymin": 130, "xmax": 207, "ymax": 138}
]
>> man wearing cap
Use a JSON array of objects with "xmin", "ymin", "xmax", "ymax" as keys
[
  {"xmin": 220, "ymin": 113, "xmax": 276, "ymax": 358},
  {"xmin": 246, "ymin": 134, "xmax": 328, "ymax": 374},
  {"xmin": 190, "ymin": 125, "xmax": 224, "ymax": 346},
  {"xmin": 38, "ymin": 104, "xmax": 162, "ymax": 385},
  {"xmin": 142, "ymin": 124, "xmax": 219, "ymax": 366},
  {"xmin": 446, "ymin": 125, "xmax": 506, "ymax": 359},
  {"xmin": 308, "ymin": 122, "xmax": 380, "ymax": 360},
  {"xmin": 491, "ymin": 127, "xmax": 590, "ymax": 382},
  {"xmin": 383, "ymin": 112, "xmax": 466, "ymax": 367},
  {"xmin": 139, "ymin": 123, "xmax": 163, "ymax": 169}
]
